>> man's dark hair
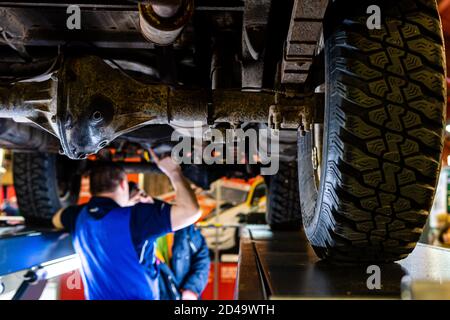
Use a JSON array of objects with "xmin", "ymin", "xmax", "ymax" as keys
[{"xmin": 89, "ymin": 163, "xmax": 126, "ymax": 195}]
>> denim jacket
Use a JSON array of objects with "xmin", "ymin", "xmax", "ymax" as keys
[{"xmin": 157, "ymin": 225, "xmax": 210, "ymax": 300}]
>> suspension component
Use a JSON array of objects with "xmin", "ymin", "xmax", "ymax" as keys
[{"xmin": 0, "ymin": 55, "xmax": 314, "ymax": 160}]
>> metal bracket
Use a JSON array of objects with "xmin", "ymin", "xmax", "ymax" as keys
[
  {"xmin": 0, "ymin": 229, "xmax": 77, "ymax": 299},
  {"xmin": 268, "ymin": 93, "xmax": 318, "ymax": 134},
  {"xmin": 11, "ymin": 255, "xmax": 80, "ymax": 300},
  {"xmin": 12, "ymin": 269, "xmax": 47, "ymax": 300}
]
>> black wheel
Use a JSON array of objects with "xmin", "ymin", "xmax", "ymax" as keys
[
  {"xmin": 298, "ymin": 0, "xmax": 446, "ymax": 263},
  {"xmin": 265, "ymin": 161, "xmax": 302, "ymax": 231},
  {"xmin": 13, "ymin": 152, "xmax": 82, "ymax": 223}
]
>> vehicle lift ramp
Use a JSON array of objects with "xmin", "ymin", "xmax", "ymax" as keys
[
  {"xmin": 0, "ymin": 227, "xmax": 77, "ymax": 300},
  {"xmin": 3, "ymin": 225, "xmax": 450, "ymax": 300},
  {"xmin": 236, "ymin": 225, "xmax": 450, "ymax": 300}
]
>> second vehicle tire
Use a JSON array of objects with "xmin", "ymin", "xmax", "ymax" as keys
[
  {"xmin": 265, "ymin": 161, "xmax": 302, "ymax": 231},
  {"xmin": 13, "ymin": 152, "xmax": 81, "ymax": 224}
]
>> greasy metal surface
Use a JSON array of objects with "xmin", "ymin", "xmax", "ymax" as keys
[
  {"xmin": 0, "ymin": 79, "xmax": 57, "ymax": 136},
  {"xmin": 238, "ymin": 225, "xmax": 450, "ymax": 299},
  {"xmin": 0, "ymin": 80, "xmax": 54, "ymax": 118},
  {"xmin": 0, "ymin": 1, "xmax": 243, "ymax": 48},
  {"xmin": 0, "ymin": 55, "xmax": 310, "ymax": 159},
  {"xmin": 0, "ymin": 119, "xmax": 59, "ymax": 152},
  {"xmin": 0, "ymin": 6, "xmax": 149, "ymax": 49},
  {"xmin": 56, "ymin": 55, "xmax": 169, "ymax": 159}
]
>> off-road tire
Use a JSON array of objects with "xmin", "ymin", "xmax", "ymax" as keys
[
  {"xmin": 13, "ymin": 152, "xmax": 81, "ymax": 223},
  {"xmin": 298, "ymin": 0, "xmax": 446, "ymax": 263},
  {"xmin": 265, "ymin": 161, "xmax": 302, "ymax": 231}
]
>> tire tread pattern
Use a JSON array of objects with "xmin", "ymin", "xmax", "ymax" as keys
[
  {"xmin": 266, "ymin": 161, "xmax": 302, "ymax": 230},
  {"xmin": 13, "ymin": 152, "xmax": 67, "ymax": 220},
  {"xmin": 304, "ymin": 0, "xmax": 446, "ymax": 262}
]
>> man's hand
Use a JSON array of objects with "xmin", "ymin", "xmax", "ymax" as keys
[
  {"xmin": 181, "ymin": 289, "xmax": 198, "ymax": 300},
  {"xmin": 52, "ymin": 208, "xmax": 65, "ymax": 230},
  {"xmin": 149, "ymin": 149, "xmax": 182, "ymax": 179},
  {"xmin": 149, "ymin": 148, "xmax": 200, "ymax": 231},
  {"xmin": 128, "ymin": 189, "xmax": 154, "ymax": 206}
]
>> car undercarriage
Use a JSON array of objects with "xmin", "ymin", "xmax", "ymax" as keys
[
  {"xmin": 0, "ymin": 0, "xmax": 447, "ymax": 264},
  {"xmin": 0, "ymin": 0, "xmax": 318, "ymax": 157}
]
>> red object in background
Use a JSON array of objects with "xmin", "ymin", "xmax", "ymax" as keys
[
  {"xmin": 202, "ymin": 263, "xmax": 237, "ymax": 300},
  {"xmin": 77, "ymin": 177, "xmax": 91, "ymax": 205},
  {"xmin": 59, "ymin": 270, "xmax": 85, "ymax": 300},
  {"xmin": 59, "ymin": 262, "xmax": 237, "ymax": 300},
  {"xmin": 0, "ymin": 185, "xmax": 16, "ymax": 206}
]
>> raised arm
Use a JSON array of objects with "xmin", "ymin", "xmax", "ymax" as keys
[{"xmin": 150, "ymin": 149, "xmax": 201, "ymax": 231}]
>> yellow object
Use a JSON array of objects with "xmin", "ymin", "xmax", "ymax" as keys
[
  {"xmin": 155, "ymin": 232, "xmax": 175, "ymax": 267},
  {"xmin": 245, "ymin": 177, "xmax": 265, "ymax": 207}
]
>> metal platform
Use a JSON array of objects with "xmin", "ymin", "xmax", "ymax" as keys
[
  {"xmin": 236, "ymin": 225, "xmax": 450, "ymax": 300},
  {"xmin": 0, "ymin": 227, "xmax": 77, "ymax": 299}
]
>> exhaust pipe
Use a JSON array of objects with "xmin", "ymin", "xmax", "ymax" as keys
[{"xmin": 138, "ymin": 0, "xmax": 194, "ymax": 46}]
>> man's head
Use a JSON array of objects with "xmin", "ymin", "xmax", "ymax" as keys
[{"xmin": 89, "ymin": 163, "xmax": 129, "ymax": 206}]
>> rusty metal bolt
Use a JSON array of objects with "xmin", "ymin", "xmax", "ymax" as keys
[
  {"xmin": 98, "ymin": 140, "xmax": 109, "ymax": 149},
  {"xmin": 91, "ymin": 111, "xmax": 103, "ymax": 123},
  {"xmin": 268, "ymin": 105, "xmax": 281, "ymax": 130}
]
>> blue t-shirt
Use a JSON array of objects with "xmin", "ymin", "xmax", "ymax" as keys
[{"xmin": 60, "ymin": 197, "xmax": 172, "ymax": 300}]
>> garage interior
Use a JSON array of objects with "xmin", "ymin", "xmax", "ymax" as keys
[{"xmin": 0, "ymin": 0, "xmax": 450, "ymax": 300}]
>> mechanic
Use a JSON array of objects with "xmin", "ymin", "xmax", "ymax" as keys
[
  {"xmin": 129, "ymin": 182, "xmax": 210, "ymax": 300},
  {"xmin": 52, "ymin": 151, "xmax": 201, "ymax": 300}
]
